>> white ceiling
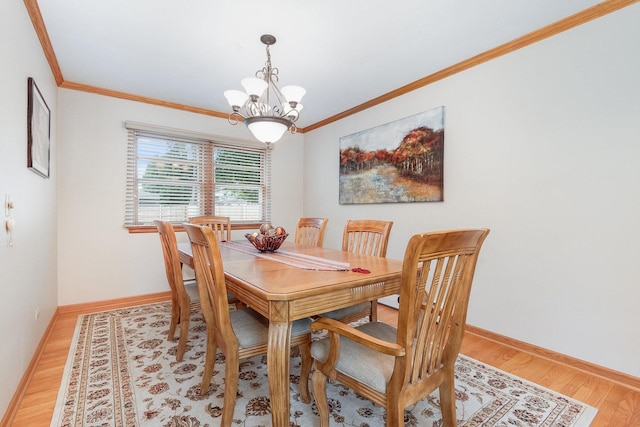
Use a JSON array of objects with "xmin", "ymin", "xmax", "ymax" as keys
[{"xmin": 37, "ymin": 0, "xmax": 605, "ymax": 128}]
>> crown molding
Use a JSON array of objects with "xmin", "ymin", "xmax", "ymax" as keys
[
  {"xmin": 59, "ymin": 81, "xmax": 229, "ymax": 119},
  {"xmin": 303, "ymin": 0, "xmax": 640, "ymax": 132},
  {"xmin": 24, "ymin": 0, "xmax": 640, "ymax": 134}
]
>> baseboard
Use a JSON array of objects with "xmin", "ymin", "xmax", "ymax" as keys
[
  {"xmin": 465, "ymin": 324, "xmax": 640, "ymax": 392},
  {"xmin": 1, "ymin": 307, "xmax": 60, "ymax": 427},
  {"xmin": 57, "ymin": 291, "xmax": 172, "ymax": 315},
  {"xmin": 2, "ymin": 292, "xmax": 173, "ymax": 426}
]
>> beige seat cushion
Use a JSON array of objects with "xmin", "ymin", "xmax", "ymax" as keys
[
  {"xmin": 310, "ymin": 321, "xmax": 397, "ymax": 393},
  {"xmin": 232, "ymin": 308, "xmax": 311, "ymax": 349}
]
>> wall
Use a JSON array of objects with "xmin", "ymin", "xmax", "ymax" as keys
[
  {"xmin": 303, "ymin": 4, "xmax": 640, "ymax": 377},
  {"xmin": 0, "ymin": 0, "xmax": 59, "ymax": 417},
  {"xmin": 56, "ymin": 90, "xmax": 304, "ymax": 306},
  {"xmin": 3, "ymin": 3, "xmax": 639, "ymax": 420}
]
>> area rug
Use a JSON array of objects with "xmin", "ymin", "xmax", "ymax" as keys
[{"xmin": 50, "ymin": 302, "xmax": 597, "ymax": 426}]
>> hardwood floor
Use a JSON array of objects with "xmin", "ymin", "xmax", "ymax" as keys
[{"xmin": 6, "ymin": 302, "xmax": 640, "ymax": 426}]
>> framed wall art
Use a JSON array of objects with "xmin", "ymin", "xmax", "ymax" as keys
[
  {"xmin": 27, "ymin": 77, "xmax": 51, "ymax": 178},
  {"xmin": 339, "ymin": 106, "xmax": 444, "ymax": 204}
]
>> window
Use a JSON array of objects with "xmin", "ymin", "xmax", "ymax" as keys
[{"xmin": 125, "ymin": 122, "xmax": 271, "ymax": 227}]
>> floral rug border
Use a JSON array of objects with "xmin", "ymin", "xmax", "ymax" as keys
[{"xmin": 50, "ymin": 302, "xmax": 597, "ymax": 426}]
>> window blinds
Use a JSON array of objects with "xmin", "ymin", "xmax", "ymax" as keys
[{"xmin": 125, "ymin": 123, "xmax": 271, "ymax": 227}]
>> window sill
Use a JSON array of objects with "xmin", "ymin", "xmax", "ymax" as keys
[{"xmin": 127, "ymin": 223, "xmax": 263, "ymax": 234}]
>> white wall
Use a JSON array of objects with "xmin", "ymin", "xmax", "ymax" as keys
[
  {"xmin": 303, "ymin": 4, "xmax": 640, "ymax": 377},
  {"xmin": 3, "ymin": 3, "xmax": 639, "ymax": 419},
  {"xmin": 56, "ymin": 90, "xmax": 304, "ymax": 306},
  {"xmin": 0, "ymin": 0, "xmax": 59, "ymax": 417}
]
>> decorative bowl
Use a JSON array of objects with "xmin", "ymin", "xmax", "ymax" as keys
[{"xmin": 245, "ymin": 232, "xmax": 289, "ymax": 252}]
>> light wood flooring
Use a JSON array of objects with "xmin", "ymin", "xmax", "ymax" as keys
[{"xmin": 6, "ymin": 302, "xmax": 640, "ymax": 426}]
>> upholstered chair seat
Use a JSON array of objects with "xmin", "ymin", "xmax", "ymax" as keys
[
  {"xmin": 311, "ymin": 321, "xmax": 397, "ymax": 392},
  {"xmin": 231, "ymin": 308, "xmax": 311, "ymax": 349}
]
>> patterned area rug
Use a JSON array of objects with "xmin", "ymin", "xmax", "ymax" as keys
[{"xmin": 51, "ymin": 302, "xmax": 597, "ymax": 426}]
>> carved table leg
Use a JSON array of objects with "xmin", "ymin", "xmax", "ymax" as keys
[{"xmin": 267, "ymin": 302, "xmax": 292, "ymax": 427}]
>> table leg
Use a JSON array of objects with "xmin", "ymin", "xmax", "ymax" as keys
[{"xmin": 267, "ymin": 313, "xmax": 292, "ymax": 427}]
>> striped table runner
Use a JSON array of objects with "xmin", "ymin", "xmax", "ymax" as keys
[{"xmin": 222, "ymin": 241, "xmax": 350, "ymax": 271}]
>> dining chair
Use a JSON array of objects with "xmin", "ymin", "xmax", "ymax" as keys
[
  {"xmin": 183, "ymin": 223, "xmax": 313, "ymax": 426},
  {"xmin": 294, "ymin": 217, "xmax": 329, "ymax": 247},
  {"xmin": 310, "ymin": 228, "xmax": 490, "ymax": 427},
  {"xmin": 319, "ymin": 219, "xmax": 393, "ymax": 323},
  {"xmin": 188, "ymin": 215, "xmax": 245, "ymax": 309},
  {"xmin": 188, "ymin": 215, "xmax": 232, "ymax": 241},
  {"xmin": 154, "ymin": 220, "xmax": 200, "ymax": 362}
]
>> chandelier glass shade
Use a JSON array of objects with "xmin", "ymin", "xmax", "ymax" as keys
[{"xmin": 224, "ymin": 34, "xmax": 305, "ymax": 145}]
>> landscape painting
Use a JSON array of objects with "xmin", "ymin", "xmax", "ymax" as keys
[{"xmin": 339, "ymin": 106, "xmax": 444, "ymax": 204}]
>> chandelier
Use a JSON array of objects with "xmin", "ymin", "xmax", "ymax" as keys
[{"xmin": 224, "ymin": 34, "xmax": 305, "ymax": 145}]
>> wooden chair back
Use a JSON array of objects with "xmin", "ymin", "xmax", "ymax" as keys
[
  {"xmin": 154, "ymin": 220, "xmax": 184, "ymax": 300},
  {"xmin": 154, "ymin": 220, "xmax": 197, "ymax": 361},
  {"xmin": 342, "ymin": 219, "xmax": 393, "ymax": 257},
  {"xmin": 183, "ymin": 223, "xmax": 237, "ymax": 349},
  {"xmin": 189, "ymin": 215, "xmax": 232, "ymax": 242},
  {"xmin": 295, "ymin": 217, "xmax": 329, "ymax": 247},
  {"xmin": 323, "ymin": 219, "xmax": 393, "ymax": 323},
  {"xmin": 395, "ymin": 229, "xmax": 489, "ymax": 399}
]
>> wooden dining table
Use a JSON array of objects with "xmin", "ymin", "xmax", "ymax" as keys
[{"xmin": 178, "ymin": 240, "xmax": 403, "ymax": 427}]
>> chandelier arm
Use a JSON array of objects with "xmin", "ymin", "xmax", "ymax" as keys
[
  {"xmin": 269, "ymin": 77, "xmax": 287, "ymax": 108},
  {"xmin": 286, "ymin": 108, "xmax": 300, "ymax": 122},
  {"xmin": 228, "ymin": 111, "xmax": 246, "ymax": 125}
]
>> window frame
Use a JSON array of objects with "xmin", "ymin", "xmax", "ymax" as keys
[{"xmin": 124, "ymin": 121, "xmax": 271, "ymax": 233}]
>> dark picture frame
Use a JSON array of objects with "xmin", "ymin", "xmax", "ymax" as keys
[{"xmin": 27, "ymin": 77, "xmax": 51, "ymax": 178}]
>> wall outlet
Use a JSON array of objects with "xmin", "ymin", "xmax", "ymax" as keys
[{"xmin": 35, "ymin": 306, "xmax": 41, "ymax": 321}]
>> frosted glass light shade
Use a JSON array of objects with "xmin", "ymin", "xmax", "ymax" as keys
[
  {"xmin": 241, "ymin": 78, "xmax": 268, "ymax": 98},
  {"xmin": 281, "ymin": 85, "xmax": 306, "ymax": 103},
  {"xmin": 224, "ymin": 90, "xmax": 249, "ymax": 108},
  {"xmin": 244, "ymin": 116, "xmax": 291, "ymax": 144}
]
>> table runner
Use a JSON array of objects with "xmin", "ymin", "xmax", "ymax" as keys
[{"xmin": 222, "ymin": 241, "xmax": 350, "ymax": 271}]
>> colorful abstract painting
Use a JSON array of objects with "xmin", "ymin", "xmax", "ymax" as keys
[{"xmin": 339, "ymin": 106, "xmax": 444, "ymax": 204}]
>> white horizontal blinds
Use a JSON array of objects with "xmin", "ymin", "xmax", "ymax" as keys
[
  {"xmin": 125, "ymin": 129, "xmax": 206, "ymax": 225},
  {"xmin": 125, "ymin": 124, "xmax": 270, "ymax": 227},
  {"xmin": 264, "ymin": 148, "xmax": 272, "ymax": 223},
  {"xmin": 125, "ymin": 130, "xmax": 138, "ymax": 226},
  {"xmin": 214, "ymin": 144, "xmax": 270, "ymax": 224}
]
